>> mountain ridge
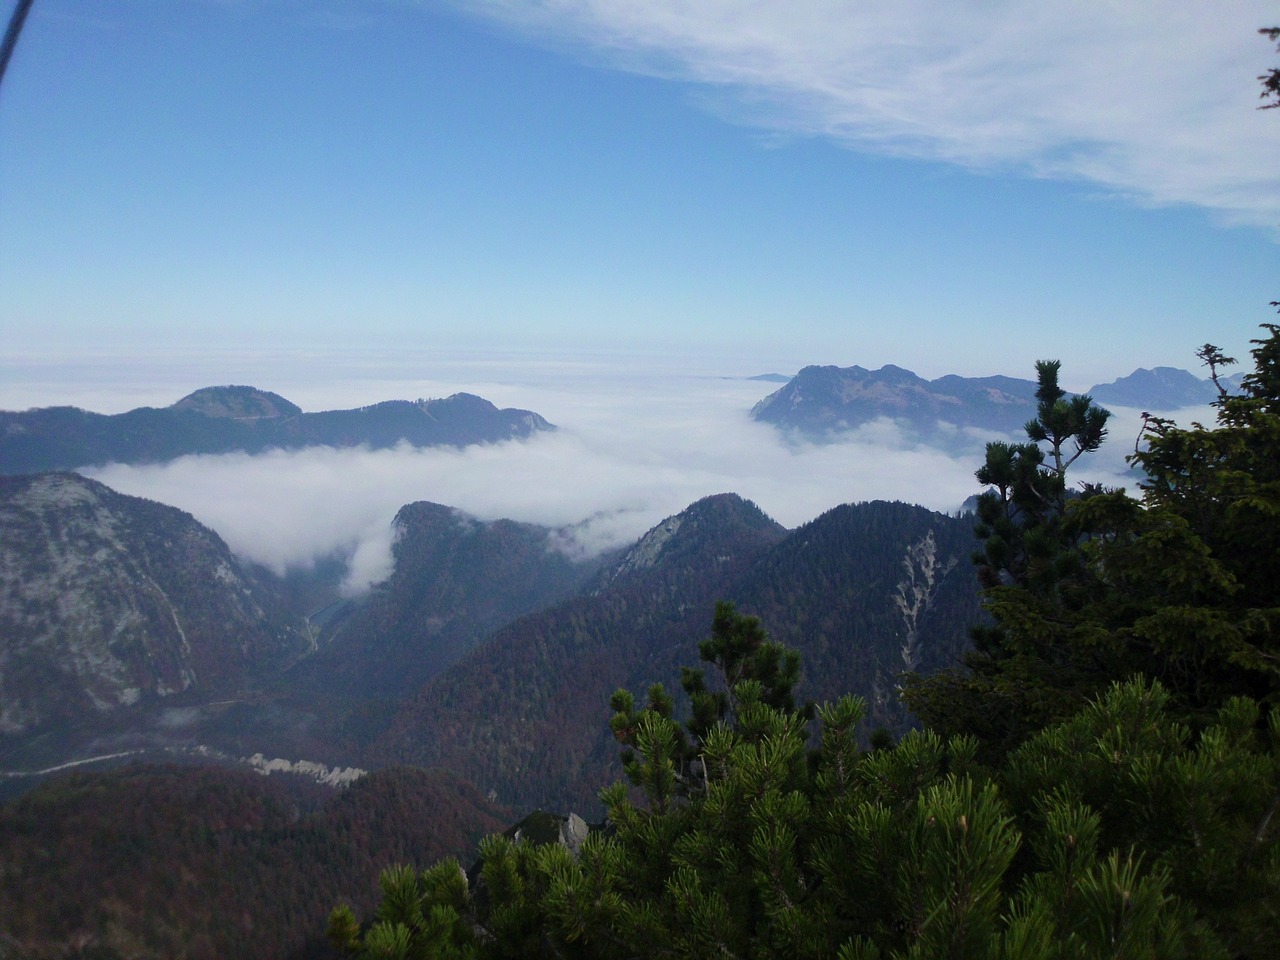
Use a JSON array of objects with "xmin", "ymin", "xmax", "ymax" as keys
[
  {"xmin": 750, "ymin": 363, "xmax": 1041, "ymax": 443},
  {"xmin": 0, "ymin": 386, "xmax": 555, "ymax": 474},
  {"xmin": 752, "ymin": 361, "xmax": 1240, "ymax": 445},
  {"xmin": 1085, "ymin": 365, "xmax": 1239, "ymax": 408},
  {"xmin": 372, "ymin": 494, "xmax": 980, "ymax": 813}
]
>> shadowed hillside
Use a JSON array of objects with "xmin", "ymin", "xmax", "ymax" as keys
[{"xmin": 374, "ymin": 496, "xmax": 981, "ymax": 814}]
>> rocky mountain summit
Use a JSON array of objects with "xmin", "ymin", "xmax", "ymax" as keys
[{"xmin": 0, "ymin": 385, "xmax": 555, "ymax": 474}]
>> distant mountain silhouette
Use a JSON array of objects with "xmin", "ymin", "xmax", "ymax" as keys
[
  {"xmin": 1086, "ymin": 367, "xmax": 1221, "ymax": 409},
  {"xmin": 0, "ymin": 385, "xmax": 554, "ymax": 474},
  {"xmin": 751, "ymin": 361, "xmax": 1244, "ymax": 447},
  {"xmin": 751, "ymin": 364, "xmax": 1040, "ymax": 445}
]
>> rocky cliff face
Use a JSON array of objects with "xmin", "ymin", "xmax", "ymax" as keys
[{"xmin": 0, "ymin": 474, "xmax": 309, "ymax": 738}]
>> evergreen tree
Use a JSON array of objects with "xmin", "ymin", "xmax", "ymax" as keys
[
  {"xmin": 1259, "ymin": 26, "xmax": 1280, "ymax": 109},
  {"xmin": 907, "ymin": 323, "xmax": 1280, "ymax": 754},
  {"xmin": 903, "ymin": 361, "xmax": 1112, "ymax": 755},
  {"xmin": 336, "ymin": 618, "xmax": 1280, "ymax": 958},
  {"xmin": 970, "ymin": 359, "xmax": 1110, "ymax": 594}
]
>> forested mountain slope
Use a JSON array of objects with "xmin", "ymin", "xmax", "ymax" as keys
[
  {"xmin": 306, "ymin": 501, "xmax": 607, "ymax": 700},
  {"xmin": 0, "ymin": 763, "xmax": 510, "ymax": 960},
  {"xmin": 252, "ymin": 502, "xmax": 610, "ymax": 762},
  {"xmin": 718, "ymin": 499, "xmax": 979, "ymax": 732},
  {"xmin": 374, "ymin": 496, "xmax": 980, "ymax": 813},
  {"xmin": 372, "ymin": 493, "xmax": 791, "ymax": 811}
]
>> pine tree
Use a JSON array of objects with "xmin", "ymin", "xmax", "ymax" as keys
[
  {"xmin": 907, "ymin": 322, "xmax": 1280, "ymax": 755},
  {"xmin": 338, "ymin": 613, "xmax": 1280, "ymax": 958},
  {"xmin": 970, "ymin": 359, "xmax": 1110, "ymax": 594},
  {"xmin": 903, "ymin": 361, "xmax": 1112, "ymax": 755}
]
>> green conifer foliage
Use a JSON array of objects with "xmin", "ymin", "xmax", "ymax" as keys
[
  {"xmin": 906, "ymin": 323, "xmax": 1280, "ymax": 753},
  {"xmin": 329, "ymin": 859, "xmax": 478, "ymax": 959},
  {"xmin": 338, "ymin": 615, "xmax": 1280, "ymax": 958}
]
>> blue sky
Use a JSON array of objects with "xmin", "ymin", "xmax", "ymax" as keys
[{"xmin": 2, "ymin": 0, "xmax": 1279, "ymax": 386}]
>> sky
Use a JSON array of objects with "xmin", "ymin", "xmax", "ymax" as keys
[
  {"xmin": 0, "ymin": 1, "xmax": 1276, "ymax": 591},
  {"xmin": 1, "ymin": 0, "xmax": 1278, "ymax": 379}
]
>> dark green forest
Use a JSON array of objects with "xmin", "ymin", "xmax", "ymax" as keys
[
  {"xmin": 0, "ymin": 764, "xmax": 509, "ymax": 960},
  {"xmin": 371, "ymin": 494, "xmax": 980, "ymax": 815},
  {"xmin": 333, "ymin": 325, "xmax": 1280, "ymax": 959}
]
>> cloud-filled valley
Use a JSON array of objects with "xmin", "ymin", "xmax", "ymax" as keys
[{"xmin": 74, "ymin": 357, "xmax": 1167, "ymax": 596}]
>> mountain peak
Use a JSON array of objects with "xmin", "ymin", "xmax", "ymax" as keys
[
  {"xmin": 1087, "ymin": 367, "xmax": 1216, "ymax": 409},
  {"xmin": 751, "ymin": 363, "xmax": 1036, "ymax": 444},
  {"xmin": 171, "ymin": 385, "xmax": 302, "ymax": 420},
  {"xmin": 605, "ymin": 494, "xmax": 785, "ymax": 583}
]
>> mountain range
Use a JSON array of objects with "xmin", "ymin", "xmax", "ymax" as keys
[
  {"xmin": 374, "ymin": 494, "xmax": 981, "ymax": 813},
  {"xmin": 12, "ymin": 352, "xmax": 1224, "ymax": 957},
  {"xmin": 1, "ymin": 475, "xmax": 980, "ymax": 787},
  {"xmin": 0, "ymin": 385, "xmax": 554, "ymax": 474},
  {"xmin": 750, "ymin": 362, "xmax": 1237, "ymax": 446},
  {"xmin": 0, "ymin": 470, "xmax": 983, "ymax": 956},
  {"xmin": 1085, "ymin": 365, "xmax": 1242, "ymax": 408}
]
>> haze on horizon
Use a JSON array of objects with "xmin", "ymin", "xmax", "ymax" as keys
[{"xmin": 0, "ymin": 0, "xmax": 1277, "ymax": 383}]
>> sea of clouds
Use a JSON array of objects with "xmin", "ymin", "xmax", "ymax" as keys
[{"xmin": 4, "ymin": 349, "xmax": 1170, "ymax": 596}]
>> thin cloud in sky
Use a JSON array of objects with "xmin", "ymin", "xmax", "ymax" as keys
[{"xmin": 457, "ymin": 1, "xmax": 1280, "ymax": 226}]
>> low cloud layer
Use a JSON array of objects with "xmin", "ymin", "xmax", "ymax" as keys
[
  {"xmin": 460, "ymin": 0, "xmax": 1280, "ymax": 227},
  {"xmin": 83, "ymin": 364, "xmax": 1161, "ymax": 596}
]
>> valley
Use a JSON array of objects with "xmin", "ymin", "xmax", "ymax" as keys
[{"xmin": 0, "ymin": 362, "xmax": 1218, "ymax": 958}]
